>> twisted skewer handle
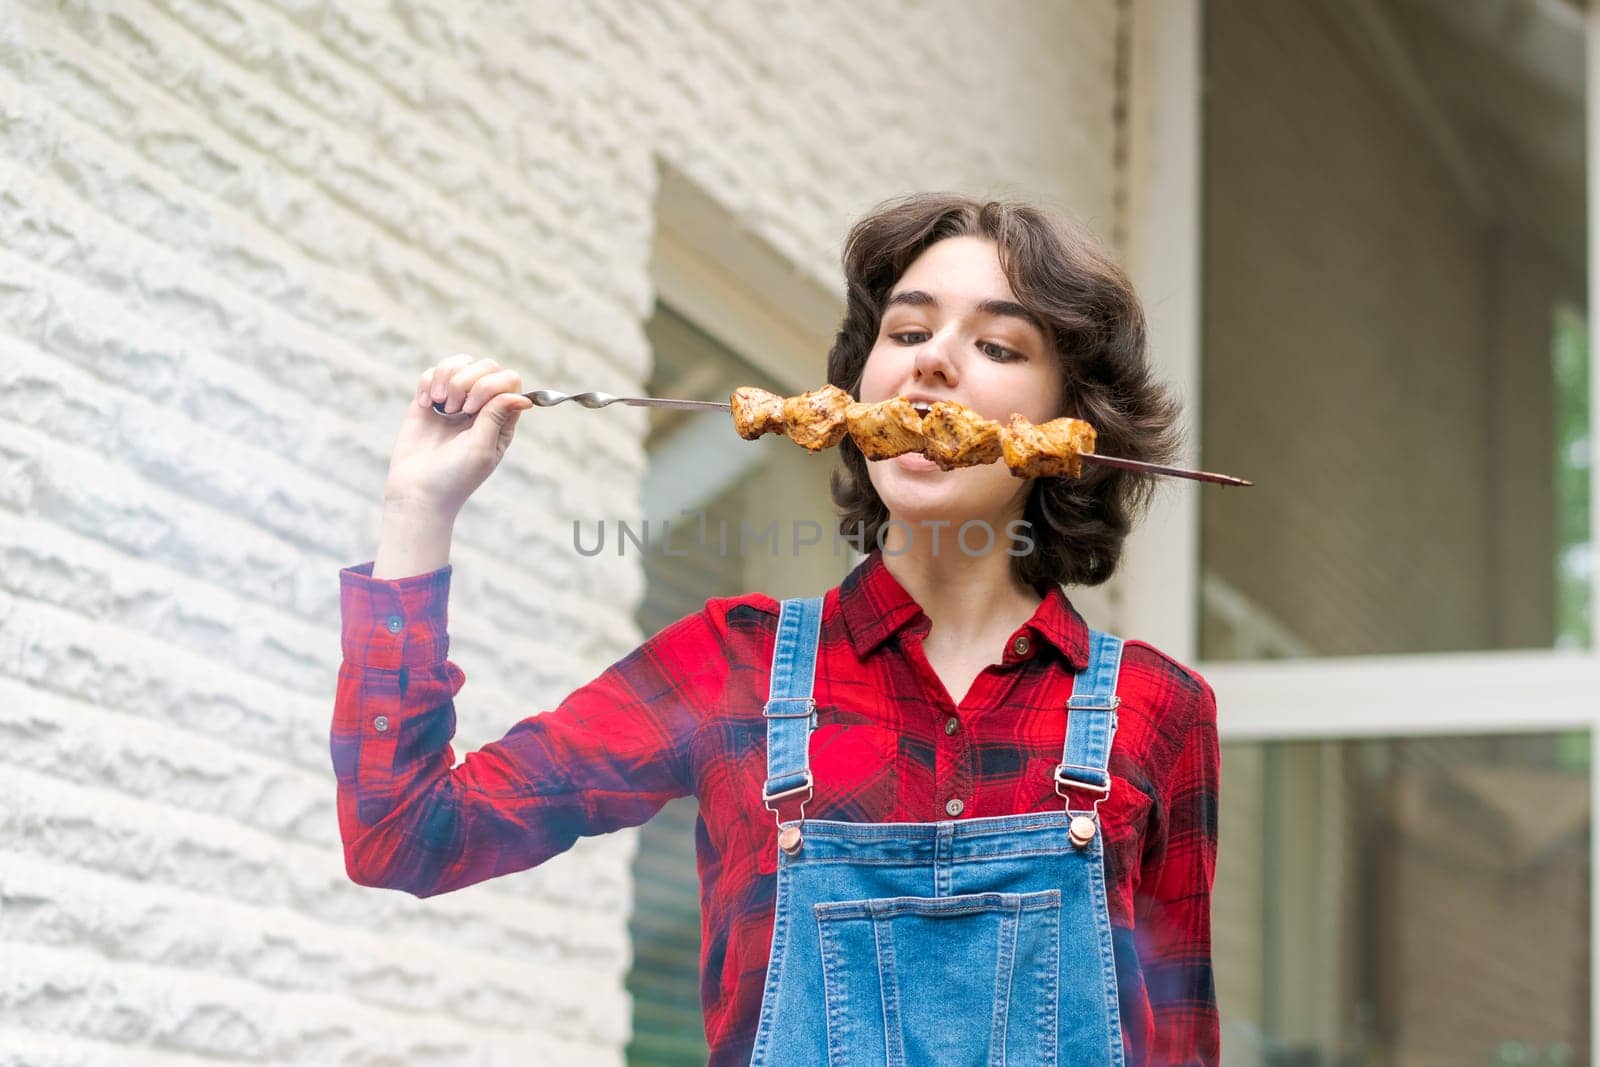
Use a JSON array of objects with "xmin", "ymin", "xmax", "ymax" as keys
[{"xmin": 430, "ymin": 390, "xmax": 730, "ymax": 416}]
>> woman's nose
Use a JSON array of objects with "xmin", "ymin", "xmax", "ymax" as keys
[{"xmin": 912, "ymin": 332, "xmax": 959, "ymax": 387}]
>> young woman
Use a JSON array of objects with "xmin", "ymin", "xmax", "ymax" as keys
[{"xmin": 333, "ymin": 194, "xmax": 1220, "ymax": 1066}]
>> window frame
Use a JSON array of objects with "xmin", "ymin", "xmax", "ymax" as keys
[{"xmin": 1126, "ymin": 0, "xmax": 1600, "ymax": 1054}]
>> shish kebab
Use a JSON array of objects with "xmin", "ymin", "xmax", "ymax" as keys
[{"xmin": 431, "ymin": 385, "xmax": 1252, "ymax": 488}]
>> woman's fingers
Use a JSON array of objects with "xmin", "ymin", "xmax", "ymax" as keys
[
  {"xmin": 420, "ymin": 353, "xmax": 473, "ymax": 409},
  {"xmin": 461, "ymin": 367, "xmax": 524, "ymax": 416},
  {"xmin": 431, "ymin": 355, "xmax": 499, "ymax": 414},
  {"xmin": 412, "ymin": 354, "xmax": 526, "ymax": 418},
  {"xmin": 469, "ymin": 390, "xmax": 535, "ymax": 458},
  {"xmin": 427, "ymin": 352, "xmax": 474, "ymax": 393},
  {"xmin": 415, "ymin": 360, "xmax": 457, "ymax": 409}
]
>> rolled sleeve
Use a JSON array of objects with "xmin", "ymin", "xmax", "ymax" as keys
[
  {"xmin": 339, "ymin": 561, "xmax": 453, "ymax": 669},
  {"xmin": 331, "ymin": 560, "xmax": 726, "ymax": 897}
]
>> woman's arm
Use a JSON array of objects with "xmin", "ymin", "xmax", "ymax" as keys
[
  {"xmin": 1135, "ymin": 674, "xmax": 1221, "ymax": 1067},
  {"xmin": 330, "ymin": 351, "xmax": 724, "ymax": 896},
  {"xmin": 330, "ymin": 562, "xmax": 726, "ymax": 897}
]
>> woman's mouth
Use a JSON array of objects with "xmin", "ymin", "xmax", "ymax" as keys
[{"xmin": 894, "ymin": 451, "xmax": 943, "ymax": 472}]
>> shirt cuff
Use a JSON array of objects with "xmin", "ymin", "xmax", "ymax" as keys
[{"xmin": 339, "ymin": 561, "xmax": 453, "ymax": 669}]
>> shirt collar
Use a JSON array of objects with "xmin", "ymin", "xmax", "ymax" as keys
[{"xmin": 839, "ymin": 550, "xmax": 1091, "ymax": 671}]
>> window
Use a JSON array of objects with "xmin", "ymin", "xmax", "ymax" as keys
[
  {"xmin": 1219, "ymin": 733, "xmax": 1589, "ymax": 1064},
  {"xmin": 1200, "ymin": 0, "xmax": 1590, "ymax": 659},
  {"xmin": 1192, "ymin": 2, "xmax": 1600, "ymax": 1062},
  {"xmin": 624, "ymin": 172, "xmax": 846, "ymax": 1063}
]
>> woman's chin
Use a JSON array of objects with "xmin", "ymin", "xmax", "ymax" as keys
[
  {"xmin": 867, "ymin": 446, "xmax": 1033, "ymax": 538},
  {"xmin": 870, "ymin": 458, "xmax": 993, "ymax": 525}
]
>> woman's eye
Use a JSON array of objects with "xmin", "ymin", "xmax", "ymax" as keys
[
  {"xmin": 980, "ymin": 341, "xmax": 1021, "ymax": 362},
  {"xmin": 890, "ymin": 331, "xmax": 929, "ymax": 345}
]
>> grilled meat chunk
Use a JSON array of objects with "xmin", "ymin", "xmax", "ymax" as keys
[
  {"xmin": 730, "ymin": 386, "xmax": 788, "ymax": 440},
  {"xmin": 845, "ymin": 397, "xmax": 927, "ymax": 460},
  {"xmin": 1000, "ymin": 414, "xmax": 1098, "ymax": 478},
  {"xmin": 735, "ymin": 389, "xmax": 1097, "ymax": 478},
  {"xmin": 920, "ymin": 401, "xmax": 1004, "ymax": 470},
  {"xmin": 780, "ymin": 384, "xmax": 853, "ymax": 451}
]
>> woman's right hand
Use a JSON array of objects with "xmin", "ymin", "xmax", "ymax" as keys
[{"xmin": 382, "ymin": 353, "xmax": 535, "ymax": 518}]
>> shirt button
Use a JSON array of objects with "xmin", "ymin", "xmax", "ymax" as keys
[
  {"xmin": 373, "ymin": 715, "xmax": 390, "ymax": 732},
  {"xmin": 1012, "ymin": 634, "xmax": 1031, "ymax": 656},
  {"xmin": 386, "ymin": 614, "xmax": 404, "ymax": 634},
  {"xmin": 945, "ymin": 798, "xmax": 965, "ymax": 817},
  {"xmin": 944, "ymin": 716, "xmax": 959, "ymax": 736}
]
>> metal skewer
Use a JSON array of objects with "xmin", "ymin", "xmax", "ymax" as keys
[
  {"xmin": 430, "ymin": 391, "xmax": 1253, "ymax": 487},
  {"xmin": 432, "ymin": 389, "xmax": 732, "ymax": 414},
  {"xmin": 1074, "ymin": 453, "xmax": 1251, "ymax": 487}
]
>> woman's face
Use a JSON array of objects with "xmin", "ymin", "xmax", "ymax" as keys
[{"xmin": 857, "ymin": 236, "xmax": 1065, "ymax": 537}]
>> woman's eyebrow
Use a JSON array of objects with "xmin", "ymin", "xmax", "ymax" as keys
[
  {"xmin": 885, "ymin": 289, "xmax": 938, "ymax": 310},
  {"xmin": 885, "ymin": 289, "xmax": 1045, "ymax": 334},
  {"xmin": 976, "ymin": 298, "xmax": 1045, "ymax": 334}
]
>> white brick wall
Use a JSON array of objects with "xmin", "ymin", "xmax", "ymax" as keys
[{"xmin": 0, "ymin": 1, "xmax": 1124, "ymax": 1061}]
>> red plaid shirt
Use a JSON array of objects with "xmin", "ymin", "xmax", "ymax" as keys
[{"xmin": 333, "ymin": 550, "xmax": 1219, "ymax": 1066}]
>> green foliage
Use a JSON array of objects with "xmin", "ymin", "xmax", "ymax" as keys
[{"xmin": 1552, "ymin": 304, "xmax": 1591, "ymax": 649}]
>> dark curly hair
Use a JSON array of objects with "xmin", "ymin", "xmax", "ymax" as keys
[{"xmin": 827, "ymin": 193, "xmax": 1183, "ymax": 588}]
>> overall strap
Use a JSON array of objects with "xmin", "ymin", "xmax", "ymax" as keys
[
  {"xmin": 1056, "ymin": 628, "xmax": 1123, "ymax": 806},
  {"xmin": 762, "ymin": 596, "xmax": 825, "ymax": 821}
]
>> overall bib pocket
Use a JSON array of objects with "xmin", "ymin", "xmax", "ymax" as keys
[
  {"xmin": 750, "ymin": 599, "xmax": 1126, "ymax": 1067},
  {"xmin": 814, "ymin": 890, "xmax": 1062, "ymax": 1067}
]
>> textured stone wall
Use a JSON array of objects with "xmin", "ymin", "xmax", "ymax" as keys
[{"xmin": 0, "ymin": 1, "xmax": 1125, "ymax": 1061}]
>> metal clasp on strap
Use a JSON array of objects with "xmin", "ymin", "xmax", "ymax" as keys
[
  {"xmin": 762, "ymin": 773, "xmax": 813, "ymax": 854},
  {"xmin": 1065, "ymin": 694, "xmax": 1121, "ymax": 714},
  {"xmin": 1054, "ymin": 764, "xmax": 1113, "ymax": 849},
  {"xmin": 762, "ymin": 772, "xmax": 815, "ymax": 810},
  {"xmin": 762, "ymin": 697, "xmax": 817, "ymax": 719},
  {"xmin": 1053, "ymin": 765, "xmax": 1112, "ymax": 800}
]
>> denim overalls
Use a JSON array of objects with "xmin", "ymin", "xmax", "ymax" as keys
[{"xmin": 747, "ymin": 597, "xmax": 1127, "ymax": 1067}]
